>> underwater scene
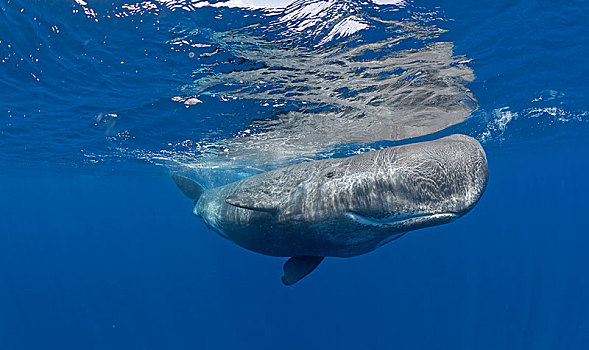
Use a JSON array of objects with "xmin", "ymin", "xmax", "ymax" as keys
[{"xmin": 1, "ymin": 0, "xmax": 589, "ymax": 348}]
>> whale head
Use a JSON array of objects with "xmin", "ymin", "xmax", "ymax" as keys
[{"xmin": 323, "ymin": 134, "xmax": 489, "ymax": 234}]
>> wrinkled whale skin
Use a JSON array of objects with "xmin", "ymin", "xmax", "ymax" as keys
[{"xmin": 190, "ymin": 134, "xmax": 488, "ymax": 258}]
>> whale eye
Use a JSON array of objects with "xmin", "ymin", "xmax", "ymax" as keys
[{"xmin": 325, "ymin": 172, "xmax": 335, "ymax": 178}]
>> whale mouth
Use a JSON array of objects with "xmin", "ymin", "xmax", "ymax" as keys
[{"xmin": 345, "ymin": 211, "xmax": 458, "ymax": 228}]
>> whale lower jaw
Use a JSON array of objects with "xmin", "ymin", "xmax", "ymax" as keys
[{"xmin": 345, "ymin": 211, "xmax": 458, "ymax": 229}]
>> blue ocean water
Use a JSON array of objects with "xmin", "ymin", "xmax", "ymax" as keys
[{"xmin": 1, "ymin": 0, "xmax": 589, "ymax": 348}]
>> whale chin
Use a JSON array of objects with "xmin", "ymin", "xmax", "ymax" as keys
[{"xmin": 345, "ymin": 211, "xmax": 458, "ymax": 229}]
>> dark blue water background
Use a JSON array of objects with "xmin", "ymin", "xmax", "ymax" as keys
[{"xmin": 1, "ymin": 0, "xmax": 589, "ymax": 348}]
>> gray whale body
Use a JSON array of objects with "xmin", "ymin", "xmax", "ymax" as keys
[{"xmin": 173, "ymin": 134, "xmax": 488, "ymax": 285}]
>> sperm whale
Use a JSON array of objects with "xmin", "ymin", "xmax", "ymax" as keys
[{"xmin": 173, "ymin": 134, "xmax": 488, "ymax": 285}]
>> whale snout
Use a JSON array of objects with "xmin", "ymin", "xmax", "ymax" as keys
[
  {"xmin": 448, "ymin": 136, "xmax": 489, "ymax": 217},
  {"xmin": 355, "ymin": 134, "xmax": 488, "ymax": 227}
]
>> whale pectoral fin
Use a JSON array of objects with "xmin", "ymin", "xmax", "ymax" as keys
[
  {"xmin": 172, "ymin": 175, "xmax": 205, "ymax": 201},
  {"xmin": 281, "ymin": 256, "xmax": 324, "ymax": 286}
]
